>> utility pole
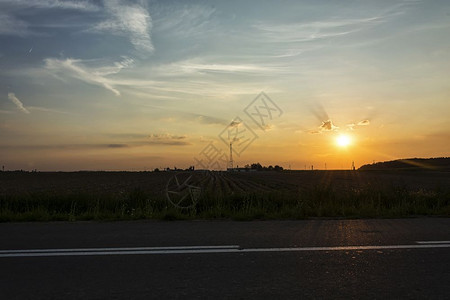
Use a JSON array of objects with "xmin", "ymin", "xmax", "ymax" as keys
[{"xmin": 352, "ymin": 161, "xmax": 355, "ymax": 171}]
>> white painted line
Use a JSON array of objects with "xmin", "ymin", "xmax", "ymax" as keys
[
  {"xmin": 0, "ymin": 248, "xmax": 241, "ymax": 258},
  {"xmin": 241, "ymin": 244, "xmax": 450, "ymax": 253},
  {"xmin": 416, "ymin": 241, "xmax": 450, "ymax": 244},
  {"xmin": 0, "ymin": 244, "xmax": 449, "ymax": 258},
  {"xmin": 0, "ymin": 245, "xmax": 240, "ymax": 254}
]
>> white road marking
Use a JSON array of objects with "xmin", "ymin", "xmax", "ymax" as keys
[
  {"xmin": 415, "ymin": 241, "xmax": 450, "ymax": 244},
  {"xmin": 0, "ymin": 248, "xmax": 241, "ymax": 257},
  {"xmin": 0, "ymin": 245, "xmax": 240, "ymax": 254},
  {"xmin": 0, "ymin": 244, "xmax": 449, "ymax": 258},
  {"xmin": 242, "ymin": 244, "xmax": 450, "ymax": 253}
]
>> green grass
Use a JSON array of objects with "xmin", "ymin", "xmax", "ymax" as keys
[{"xmin": 1, "ymin": 184, "xmax": 449, "ymax": 222}]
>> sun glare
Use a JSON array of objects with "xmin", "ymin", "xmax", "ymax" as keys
[{"xmin": 336, "ymin": 135, "xmax": 351, "ymax": 147}]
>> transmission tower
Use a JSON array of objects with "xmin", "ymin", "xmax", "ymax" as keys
[{"xmin": 228, "ymin": 142, "xmax": 234, "ymax": 169}]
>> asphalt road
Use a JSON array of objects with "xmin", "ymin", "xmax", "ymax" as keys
[{"xmin": 1, "ymin": 218, "xmax": 449, "ymax": 299}]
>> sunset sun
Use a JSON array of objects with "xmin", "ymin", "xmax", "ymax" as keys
[{"xmin": 336, "ymin": 135, "xmax": 351, "ymax": 147}]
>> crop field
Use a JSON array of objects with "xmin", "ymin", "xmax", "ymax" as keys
[{"xmin": 0, "ymin": 170, "xmax": 449, "ymax": 221}]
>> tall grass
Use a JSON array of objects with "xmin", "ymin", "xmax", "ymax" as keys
[{"xmin": 1, "ymin": 183, "xmax": 449, "ymax": 222}]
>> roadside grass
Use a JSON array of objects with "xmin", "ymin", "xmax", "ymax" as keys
[{"xmin": 1, "ymin": 184, "xmax": 449, "ymax": 222}]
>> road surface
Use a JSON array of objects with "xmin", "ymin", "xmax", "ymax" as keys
[{"xmin": 1, "ymin": 218, "xmax": 449, "ymax": 299}]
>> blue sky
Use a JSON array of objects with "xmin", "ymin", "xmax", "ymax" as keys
[{"xmin": 1, "ymin": 0, "xmax": 449, "ymax": 170}]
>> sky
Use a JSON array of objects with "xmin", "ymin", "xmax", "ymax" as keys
[{"xmin": 0, "ymin": 0, "xmax": 449, "ymax": 171}]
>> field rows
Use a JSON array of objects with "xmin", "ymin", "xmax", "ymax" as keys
[{"xmin": 0, "ymin": 170, "xmax": 449, "ymax": 221}]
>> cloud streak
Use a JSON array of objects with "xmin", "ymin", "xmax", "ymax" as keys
[
  {"xmin": 347, "ymin": 119, "xmax": 371, "ymax": 130},
  {"xmin": 167, "ymin": 60, "xmax": 279, "ymax": 74},
  {"xmin": 44, "ymin": 57, "xmax": 134, "ymax": 96},
  {"xmin": 250, "ymin": 2, "xmax": 419, "ymax": 57},
  {"xmin": 0, "ymin": 0, "xmax": 98, "ymax": 37},
  {"xmin": 253, "ymin": 18, "xmax": 377, "ymax": 43},
  {"xmin": 27, "ymin": 106, "xmax": 72, "ymax": 115},
  {"xmin": 0, "ymin": 143, "xmax": 130, "ymax": 150},
  {"xmin": 193, "ymin": 114, "xmax": 228, "ymax": 126},
  {"xmin": 0, "ymin": 0, "xmax": 98, "ymax": 11},
  {"xmin": 8, "ymin": 93, "xmax": 30, "ymax": 114},
  {"xmin": 147, "ymin": 133, "xmax": 190, "ymax": 146},
  {"xmin": 153, "ymin": 3, "xmax": 216, "ymax": 38},
  {"xmin": 358, "ymin": 119, "xmax": 370, "ymax": 126},
  {"xmin": 41, "ymin": 56, "xmax": 271, "ymax": 98},
  {"xmin": 0, "ymin": 13, "xmax": 29, "ymax": 36}
]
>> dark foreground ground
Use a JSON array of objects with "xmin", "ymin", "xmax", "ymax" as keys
[
  {"xmin": 1, "ymin": 170, "xmax": 449, "ymax": 221},
  {"xmin": 1, "ymin": 218, "xmax": 449, "ymax": 299},
  {"xmin": 1, "ymin": 169, "xmax": 449, "ymax": 195}
]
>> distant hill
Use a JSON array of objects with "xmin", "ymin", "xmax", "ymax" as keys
[{"xmin": 359, "ymin": 157, "xmax": 450, "ymax": 171}]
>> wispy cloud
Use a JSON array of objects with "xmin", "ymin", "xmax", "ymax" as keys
[
  {"xmin": 0, "ymin": 143, "xmax": 130, "ymax": 150},
  {"xmin": 0, "ymin": 0, "xmax": 98, "ymax": 37},
  {"xmin": 92, "ymin": 57, "xmax": 134, "ymax": 76},
  {"xmin": 319, "ymin": 119, "xmax": 338, "ymax": 131},
  {"xmin": 0, "ymin": 0, "xmax": 98, "ymax": 11},
  {"xmin": 153, "ymin": 4, "xmax": 216, "ymax": 38},
  {"xmin": 106, "ymin": 133, "xmax": 150, "ymax": 140},
  {"xmin": 102, "ymin": 132, "xmax": 192, "ymax": 147},
  {"xmin": 193, "ymin": 114, "xmax": 228, "ymax": 126},
  {"xmin": 347, "ymin": 119, "xmax": 371, "ymax": 130},
  {"xmin": 103, "ymin": 72, "xmax": 269, "ymax": 97},
  {"xmin": 44, "ymin": 57, "xmax": 133, "ymax": 96},
  {"xmin": 147, "ymin": 133, "xmax": 190, "ymax": 146},
  {"xmin": 6, "ymin": 92, "xmax": 70, "ymax": 115},
  {"xmin": 27, "ymin": 106, "xmax": 71, "ymax": 115},
  {"xmin": 149, "ymin": 133, "xmax": 186, "ymax": 140},
  {"xmin": 358, "ymin": 119, "xmax": 370, "ymax": 126},
  {"xmin": 310, "ymin": 119, "xmax": 338, "ymax": 134},
  {"xmin": 160, "ymin": 59, "xmax": 280, "ymax": 75},
  {"xmin": 40, "ymin": 56, "xmax": 269, "ymax": 98},
  {"xmin": 251, "ymin": 2, "xmax": 419, "ymax": 57},
  {"xmin": 253, "ymin": 18, "xmax": 379, "ymax": 43},
  {"xmin": 106, "ymin": 143, "xmax": 128, "ymax": 148},
  {"xmin": 92, "ymin": 0, "xmax": 153, "ymax": 54},
  {"xmin": 229, "ymin": 120, "xmax": 241, "ymax": 128},
  {"xmin": 0, "ymin": 13, "xmax": 29, "ymax": 36},
  {"xmin": 8, "ymin": 93, "xmax": 30, "ymax": 114}
]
